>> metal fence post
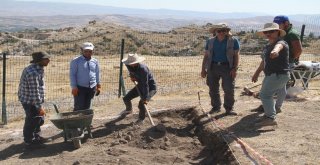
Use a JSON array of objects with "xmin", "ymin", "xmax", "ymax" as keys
[
  {"xmin": 118, "ymin": 39, "xmax": 126, "ymax": 98},
  {"xmin": 300, "ymin": 24, "xmax": 306, "ymax": 43},
  {"xmin": 1, "ymin": 52, "xmax": 7, "ymax": 125}
]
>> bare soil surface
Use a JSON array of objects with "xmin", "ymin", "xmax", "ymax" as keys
[{"xmin": 0, "ymin": 84, "xmax": 320, "ymax": 165}]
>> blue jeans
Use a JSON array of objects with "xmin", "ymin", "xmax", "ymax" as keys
[
  {"xmin": 260, "ymin": 73, "xmax": 290, "ymax": 119},
  {"xmin": 275, "ymin": 63, "xmax": 295, "ymax": 109},
  {"xmin": 22, "ymin": 103, "xmax": 42, "ymax": 143},
  {"xmin": 207, "ymin": 64, "xmax": 235, "ymax": 111},
  {"xmin": 74, "ymin": 86, "xmax": 96, "ymax": 111}
]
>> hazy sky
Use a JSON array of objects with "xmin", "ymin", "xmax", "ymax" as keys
[{"xmin": 18, "ymin": 0, "xmax": 320, "ymax": 15}]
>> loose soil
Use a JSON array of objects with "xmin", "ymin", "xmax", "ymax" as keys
[{"xmin": 0, "ymin": 84, "xmax": 320, "ymax": 165}]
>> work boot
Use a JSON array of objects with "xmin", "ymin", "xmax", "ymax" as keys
[
  {"xmin": 276, "ymin": 107, "xmax": 282, "ymax": 113},
  {"xmin": 123, "ymin": 100, "xmax": 133, "ymax": 115},
  {"xmin": 225, "ymin": 111, "xmax": 238, "ymax": 116},
  {"xmin": 134, "ymin": 118, "xmax": 144, "ymax": 125},
  {"xmin": 255, "ymin": 116, "xmax": 277, "ymax": 127},
  {"xmin": 209, "ymin": 107, "xmax": 221, "ymax": 114},
  {"xmin": 25, "ymin": 140, "xmax": 46, "ymax": 150}
]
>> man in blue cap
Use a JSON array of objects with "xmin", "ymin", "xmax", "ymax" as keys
[
  {"xmin": 273, "ymin": 15, "xmax": 303, "ymax": 110},
  {"xmin": 273, "ymin": 15, "xmax": 302, "ymax": 65}
]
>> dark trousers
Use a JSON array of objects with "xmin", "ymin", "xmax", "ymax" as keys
[
  {"xmin": 207, "ymin": 64, "xmax": 235, "ymax": 111},
  {"xmin": 74, "ymin": 86, "xmax": 96, "ymax": 111},
  {"xmin": 123, "ymin": 88, "xmax": 156, "ymax": 120},
  {"xmin": 22, "ymin": 103, "xmax": 42, "ymax": 143}
]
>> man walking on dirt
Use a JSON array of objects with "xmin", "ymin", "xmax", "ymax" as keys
[
  {"xmin": 201, "ymin": 23, "xmax": 240, "ymax": 115},
  {"xmin": 70, "ymin": 42, "xmax": 101, "ymax": 111},
  {"xmin": 18, "ymin": 51, "xmax": 50, "ymax": 148},
  {"xmin": 122, "ymin": 53, "xmax": 157, "ymax": 124}
]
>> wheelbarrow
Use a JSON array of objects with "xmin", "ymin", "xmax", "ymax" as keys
[{"xmin": 50, "ymin": 104, "xmax": 94, "ymax": 149}]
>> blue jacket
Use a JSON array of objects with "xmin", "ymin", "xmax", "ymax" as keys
[{"xmin": 126, "ymin": 63, "xmax": 156, "ymax": 100}]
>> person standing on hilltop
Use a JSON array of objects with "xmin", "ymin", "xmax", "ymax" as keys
[
  {"xmin": 252, "ymin": 23, "xmax": 290, "ymax": 127},
  {"xmin": 18, "ymin": 51, "xmax": 50, "ymax": 148},
  {"xmin": 201, "ymin": 23, "xmax": 240, "ymax": 115},
  {"xmin": 70, "ymin": 42, "xmax": 101, "ymax": 111}
]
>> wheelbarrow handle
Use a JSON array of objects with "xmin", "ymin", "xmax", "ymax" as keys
[{"xmin": 46, "ymin": 102, "xmax": 60, "ymax": 113}]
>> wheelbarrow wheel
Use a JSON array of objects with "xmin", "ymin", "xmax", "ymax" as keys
[{"xmin": 73, "ymin": 139, "xmax": 81, "ymax": 149}]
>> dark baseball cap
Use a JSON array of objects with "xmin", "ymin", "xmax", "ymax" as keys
[{"xmin": 273, "ymin": 15, "xmax": 289, "ymax": 24}]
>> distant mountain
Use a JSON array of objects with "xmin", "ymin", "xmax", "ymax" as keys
[
  {"xmin": 1, "ymin": 0, "xmax": 319, "ymax": 35},
  {"xmin": 2, "ymin": 0, "xmax": 267, "ymax": 19}
]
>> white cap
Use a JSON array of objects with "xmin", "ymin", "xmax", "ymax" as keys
[{"xmin": 81, "ymin": 42, "xmax": 94, "ymax": 50}]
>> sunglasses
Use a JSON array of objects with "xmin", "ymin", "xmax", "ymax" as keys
[
  {"xmin": 216, "ymin": 29, "xmax": 227, "ymax": 33},
  {"xmin": 263, "ymin": 30, "xmax": 277, "ymax": 35}
]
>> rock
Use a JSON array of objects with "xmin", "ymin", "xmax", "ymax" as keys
[
  {"xmin": 164, "ymin": 136, "xmax": 170, "ymax": 142},
  {"xmin": 127, "ymin": 131, "xmax": 134, "ymax": 136},
  {"xmin": 119, "ymin": 139, "xmax": 128, "ymax": 144},
  {"xmin": 117, "ymin": 132, "xmax": 123, "ymax": 138},
  {"xmin": 124, "ymin": 135, "xmax": 132, "ymax": 141},
  {"xmin": 6, "ymin": 138, "xmax": 14, "ymax": 143},
  {"xmin": 72, "ymin": 160, "xmax": 80, "ymax": 165},
  {"xmin": 110, "ymin": 140, "xmax": 120, "ymax": 146},
  {"xmin": 161, "ymin": 117, "xmax": 170, "ymax": 123}
]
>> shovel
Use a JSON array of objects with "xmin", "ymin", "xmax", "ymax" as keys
[{"xmin": 133, "ymin": 81, "xmax": 155, "ymax": 126}]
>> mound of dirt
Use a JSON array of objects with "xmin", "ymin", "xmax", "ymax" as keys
[{"xmin": 0, "ymin": 106, "xmax": 236, "ymax": 165}]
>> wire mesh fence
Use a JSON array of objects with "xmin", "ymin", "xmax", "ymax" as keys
[{"xmin": 1, "ymin": 21, "xmax": 320, "ymax": 122}]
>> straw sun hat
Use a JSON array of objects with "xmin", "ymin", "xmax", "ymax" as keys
[
  {"xmin": 122, "ymin": 53, "xmax": 145, "ymax": 65},
  {"xmin": 256, "ymin": 23, "xmax": 286, "ymax": 37},
  {"xmin": 209, "ymin": 23, "xmax": 231, "ymax": 34}
]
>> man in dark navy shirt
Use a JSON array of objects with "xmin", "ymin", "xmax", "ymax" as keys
[{"xmin": 122, "ymin": 53, "xmax": 157, "ymax": 123}]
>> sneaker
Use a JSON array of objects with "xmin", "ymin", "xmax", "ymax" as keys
[
  {"xmin": 225, "ymin": 111, "xmax": 238, "ymax": 116},
  {"xmin": 25, "ymin": 140, "xmax": 46, "ymax": 149},
  {"xmin": 35, "ymin": 136, "xmax": 51, "ymax": 143},
  {"xmin": 254, "ymin": 105, "xmax": 264, "ymax": 112},
  {"xmin": 209, "ymin": 108, "xmax": 221, "ymax": 114},
  {"xmin": 255, "ymin": 117, "xmax": 277, "ymax": 127},
  {"xmin": 134, "ymin": 119, "xmax": 144, "ymax": 125},
  {"xmin": 276, "ymin": 107, "xmax": 282, "ymax": 113}
]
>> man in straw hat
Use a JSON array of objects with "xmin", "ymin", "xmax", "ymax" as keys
[
  {"xmin": 201, "ymin": 23, "xmax": 240, "ymax": 115},
  {"xmin": 122, "ymin": 53, "xmax": 157, "ymax": 124},
  {"xmin": 70, "ymin": 42, "xmax": 101, "ymax": 111},
  {"xmin": 252, "ymin": 23, "xmax": 290, "ymax": 127},
  {"xmin": 18, "ymin": 51, "xmax": 50, "ymax": 148}
]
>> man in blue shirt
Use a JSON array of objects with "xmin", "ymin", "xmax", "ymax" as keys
[
  {"xmin": 18, "ymin": 51, "xmax": 50, "ymax": 147},
  {"xmin": 122, "ymin": 53, "xmax": 157, "ymax": 123},
  {"xmin": 201, "ymin": 23, "xmax": 240, "ymax": 115},
  {"xmin": 70, "ymin": 42, "xmax": 101, "ymax": 111}
]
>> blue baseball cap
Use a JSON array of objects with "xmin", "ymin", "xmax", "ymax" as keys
[{"xmin": 273, "ymin": 15, "xmax": 289, "ymax": 24}]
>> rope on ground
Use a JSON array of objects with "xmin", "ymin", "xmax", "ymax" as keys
[{"xmin": 197, "ymin": 91, "xmax": 273, "ymax": 165}]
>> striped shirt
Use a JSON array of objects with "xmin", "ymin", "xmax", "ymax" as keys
[{"xmin": 18, "ymin": 64, "xmax": 45, "ymax": 109}]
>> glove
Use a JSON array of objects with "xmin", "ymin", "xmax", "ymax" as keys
[
  {"xmin": 143, "ymin": 100, "xmax": 148, "ymax": 105},
  {"xmin": 95, "ymin": 84, "xmax": 101, "ymax": 96},
  {"xmin": 72, "ymin": 88, "xmax": 79, "ymax": 96},
  {"xmin": 39, "ymin": 108, "xmax": 46, "ymax": 116},
  {"xmin": 130, "ymin": 76, "xmax": 137, "ymax": 82}
]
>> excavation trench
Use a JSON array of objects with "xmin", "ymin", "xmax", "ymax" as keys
[{"xmin": 88, "ymin": 106, "xmax": 237, "ymax": 164}]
